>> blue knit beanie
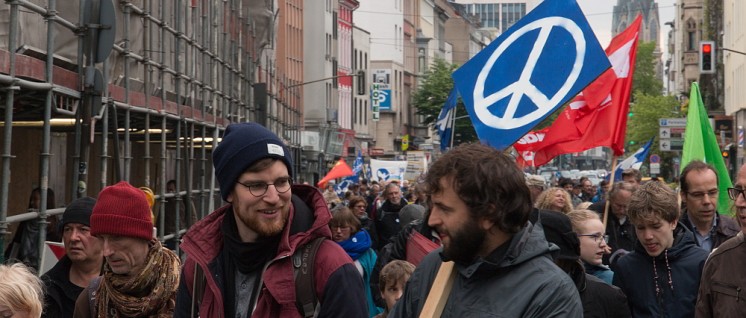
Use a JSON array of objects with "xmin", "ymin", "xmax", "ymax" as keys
[{"xmin": 213, "ymin": 122, "xmax": 293, "ymax": 201}]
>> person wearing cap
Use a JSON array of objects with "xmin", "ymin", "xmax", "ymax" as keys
[
  {"xmin": 390, "ymin": 144, "xmax": 581, "ymax": 317},
  {"xmin": 525, "ymin": 175, "xmax": 546, "ymax": 202},
  {"xmin": 174, "ymin": 122, "xmax": 367, "ymax": 317},
  {"xmin": 41, "ymin": 197, "xmax": 103, "ymax": 318},
  {"xmin": 530, "ymin": 209, "xmax": 631, "ymax": 317},
  {"xmin": 73, "ymin": 181, "xmax": 181, "ymax": 317}
]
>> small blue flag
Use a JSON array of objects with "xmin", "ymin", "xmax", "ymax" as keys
[
  {"xmin": 613, "ymin": 137, "xmax": 654, "ymax": 181},
  {"xmin": 436, "ymin": 88, "xmax": 458, "ymax": 151}
]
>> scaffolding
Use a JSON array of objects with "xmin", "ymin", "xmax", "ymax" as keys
[{"xmin": 0, "ymin": 0, "xmax": 302, "ymax": 263}]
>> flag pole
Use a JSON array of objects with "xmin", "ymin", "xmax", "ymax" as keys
[
  {"xmin": 449, "ymin": 103, "xmax": 458, "ymax": 149},
  {"xmin": 602, "ymin": 156, "xmax": 618, "ymax": 230}
]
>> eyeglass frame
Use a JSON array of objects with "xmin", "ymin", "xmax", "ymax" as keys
[
  {"xmin": 727, "ymin": 187, "xmax": 746, "ymax": 201},
  {"xmin": 577, "ymin": 233, "xmax": 609, "ymax": 244},
  {"xmin": 235, "ymin": 177, "xmax": 293, "ymax": 197}
]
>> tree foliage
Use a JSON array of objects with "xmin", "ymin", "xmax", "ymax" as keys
[
  {"xmin": 631, "ymin": 41, "xmax": 663, "ymax": 97},
  {"xmin": 412, "ymin": 58, "xmax": 477, "ymax": 146}
]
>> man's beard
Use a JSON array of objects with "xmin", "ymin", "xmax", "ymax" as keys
[
  {"xmin": 238, "ymin": 206, "xmax": 289, "ymax": 237},
  {"xmin": 442, "ymin": 217, "xmax": 486, "ymax": 263}
]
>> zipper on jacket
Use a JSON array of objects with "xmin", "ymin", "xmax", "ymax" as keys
[{"xmin": 250, "ymin": 253, "xmax": 292, "ymax": 314}]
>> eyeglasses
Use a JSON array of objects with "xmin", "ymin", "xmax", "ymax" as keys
[
  {"xmin": 330, "ymin": 225, "xmax": 351, "ymax": 231},
  {"xmin": 686, "ymin": 189, "xmax": 719, "ymax": 201},
  {"xmin": 728, "ymin": 187, "xmax": 746, "ymax": 201},
  {"xmin": 236, "ymin": 177, "xmax": 292, "ymax": 197},
  {"xmin": 577, "ymin": 233, "xmax": 609, "ymax": 244}
]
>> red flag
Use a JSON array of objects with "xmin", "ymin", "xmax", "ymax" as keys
[
  {"xmin": 515, "ymin": 15, "xmax": 642, "ymax": 167},
  {"xmin": 317, "ymin": 159, "xmax": 355, "ymax": 188}
]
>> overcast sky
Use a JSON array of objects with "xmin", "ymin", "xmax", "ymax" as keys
[{"xmin": 577, "ymin": 0, "xmax": 676, "ymax": 56}]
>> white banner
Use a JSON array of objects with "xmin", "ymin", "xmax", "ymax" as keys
[
  {"xmin": 370, "ymin": 159, "xmax": 408, "ymax": 182},
  {"xmin": 405, "ymin": 151, "xmax": 429, "ymax": 180}
]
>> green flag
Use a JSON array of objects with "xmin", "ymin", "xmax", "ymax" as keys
[{"xmin": 680, "ymin": 82, "xmax": 733, "ymax": 215}]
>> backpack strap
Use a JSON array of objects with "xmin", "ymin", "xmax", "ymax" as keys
[
  {"xmin": 88, "ymin": 276, "xmax": 102, "ymax": 316},
  {"xmin": 293, "ymin": 237, "xmax": 326, "ymax": 318},
  {"xmin": 190, "ymin": 263, "xmax": 206, "ymax": 318}
]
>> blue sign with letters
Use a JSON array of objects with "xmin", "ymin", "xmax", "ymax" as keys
[
  {"xmin": 452, "ymin": 0, "xmax": 611, "ymax": 150},
  {"xmin": 379, "ymin": 89, "xmax": 391, "ymax": 110}
]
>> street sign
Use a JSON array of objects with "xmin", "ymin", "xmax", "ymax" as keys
[
  {"xmin": 659, "ymin": 118, "xmax": 687, "ymax": 127},
  {"xmin": 660, "ymin": 138, "xmax": 683, "ymax": 151},
  {"xmin": 650, "ymin": 162, "xmax": 661, "ymax": 175},
  {"xmin": 659, "ymin": 127, "xmax": 685, "ymax": 139},
  {"xmin": 649, "ymin": 154, "xmax": 660, "ymax": 164}
]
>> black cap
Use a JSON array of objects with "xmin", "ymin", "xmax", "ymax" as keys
[{"xmin": 61, "ymin": 197, "xmax": 96, "ymax": 228}]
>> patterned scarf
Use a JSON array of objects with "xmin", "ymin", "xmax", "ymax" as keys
[{"xmin": 96, "ymin": 240, "xmax": 181, "ymax": 317}]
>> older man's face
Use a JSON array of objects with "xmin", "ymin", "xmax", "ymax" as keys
[{"xmin": 101, "ymin": 234, "xmax": 150, "ymax": 277}]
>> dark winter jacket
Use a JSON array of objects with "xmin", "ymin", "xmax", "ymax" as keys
[
  {"xmin": 369, "ymin": 219, "xmax": 439, "ymax": 307},
  {"xmin": 374, "ymin": 198, "xmax": 408, "ymax": 250},
  {"xmin": 174, "ymin": 185, "xmax": 368, "ymax": 318},
  {"xmin": 390, "ymin": 222, "xmax": 583, "ymax": 317},
  {"xmin": 695, "ymin": 232, "xmax": 746, "ymax": 318},
  {"xmin": 613, "ymin": 226, "xmax": 708, "ymax": 317},
  {"xmin": 577, "ymin": 271, "xmax": 631, "ymax": 318},
  {"xmin": 41, "ymin": 256, "xmax": 85, "ymax": 318},
  {"xmin": 679, "ymin": 209, "xmax": 739, "ymax": 251}
]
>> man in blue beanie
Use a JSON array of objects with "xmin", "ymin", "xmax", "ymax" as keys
[
  {"xmin": 175, "ymin": 122, "xmax": 367, "ymax": 317},
  {"xmin": 41, "ymin": 197, "xmax": 103, "ymax": 318}
]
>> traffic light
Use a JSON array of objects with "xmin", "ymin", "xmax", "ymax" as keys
[
  {"xmin": 722, "ymin": 149, "xmax": 729, "ymax": 158},
  {"xmin": 356, "ymin": 70, "xmax": 366, "ymax": 95},
  {"xmin": 700, "ymin": 41, "xmax": 715, "ymax": 74}
]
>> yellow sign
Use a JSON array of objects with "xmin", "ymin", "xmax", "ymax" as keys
[{"xmin": 402, "ymin": 134, "xmax": 409, "ymax": 151}]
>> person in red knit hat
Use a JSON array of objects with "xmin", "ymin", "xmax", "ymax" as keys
[{"xmin": 73, "ymin": 181, "xmax": 181, "ymax": 318}]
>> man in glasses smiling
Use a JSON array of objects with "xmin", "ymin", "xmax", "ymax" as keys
[
  {"xmin": 175, "ymin": 123, "xmax": 367, "ymax": 317},
  {"xmin": 678, "ymin": 161, "xmax": 739, "ymax": 253}
]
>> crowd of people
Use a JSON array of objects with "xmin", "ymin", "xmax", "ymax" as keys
[{"xmin": 2, "ymin": 122, "xmax": 746, "ymax": 317}]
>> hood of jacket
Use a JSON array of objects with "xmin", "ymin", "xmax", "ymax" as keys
[
  {"xmin": 460, "ymin": 221, "xmax": 558, "ymax": 276},
  {"xmin": 180, "ymin": 184, "xmax": 332, "ymax": 264}
]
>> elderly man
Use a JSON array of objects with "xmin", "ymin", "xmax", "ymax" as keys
[
  {"xmin": 695, "ymin": 162, "xmax": 746, "ymax": 317},
  {"xmin": 175, "ymin": 123, "xmax": 366, "ymax": 317},
  {"xmin": 374, "ymin": 182, "xmax": 409, "ymax": 250},
  {"xmin": 525, "ymin": 175, "xmax": 546, "ymax": 202},
  {"xmin": 589, "ymin": 181, "xmax": 638, "ymax": 265},
  {"xmin": 679, "ymin": 161, "xmax": 739, "ymax": 252},
  {"xmin": 42, "ymin": 197, "xmax": 103, "ymax": 318},
  {"xmin": 74, "ymin": 181, "xmax": 181, "ymax": 317},
  {"xmin": 391, "ymin": 143, "xmax": 581, "ymax": 317}
]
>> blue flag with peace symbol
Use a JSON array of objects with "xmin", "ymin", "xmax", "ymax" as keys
[{"xmin": 452, "ymin": 0, "xmax": 611, "ymax": 150}]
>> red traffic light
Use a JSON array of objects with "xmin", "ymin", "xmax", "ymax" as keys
[{"xmin": 702, "ymin": 43, "xmax": 712, "ymax": 54}]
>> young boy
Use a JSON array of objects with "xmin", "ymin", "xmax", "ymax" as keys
[
  {"xmin": 375, "ymin": 260, "xmax": 415, "ymax": 318},
  {"xmin": 612, "ymin": 181, "xmax": 708, "ymax": 317}
]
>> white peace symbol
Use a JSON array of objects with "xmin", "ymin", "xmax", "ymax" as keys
[{"xmin": 474, "ymin": 17, "xmax": 586, "ymax": 129}]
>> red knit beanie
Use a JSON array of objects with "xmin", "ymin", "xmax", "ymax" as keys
[{"xmin": 91, "ymin": 181, "xmax": 153, "ymax": 241}]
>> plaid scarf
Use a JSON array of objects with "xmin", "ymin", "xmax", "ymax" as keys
[{"xmin": 96, "ymin": 240, "xmax": 180, "ymax": 317}]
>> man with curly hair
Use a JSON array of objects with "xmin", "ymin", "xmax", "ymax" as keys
[{"xmin": 391, "ymin": 143, "xmax": 581, "ymax": 317}]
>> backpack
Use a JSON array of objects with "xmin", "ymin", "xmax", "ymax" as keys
[{"xmin": 189, "ymin": 237, "xmax": 326, "ymax": 318}]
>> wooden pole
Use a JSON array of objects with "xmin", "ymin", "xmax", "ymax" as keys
[{"xmin": 603, "ymin": 156, "xmax": 619, "ymax": 229}]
